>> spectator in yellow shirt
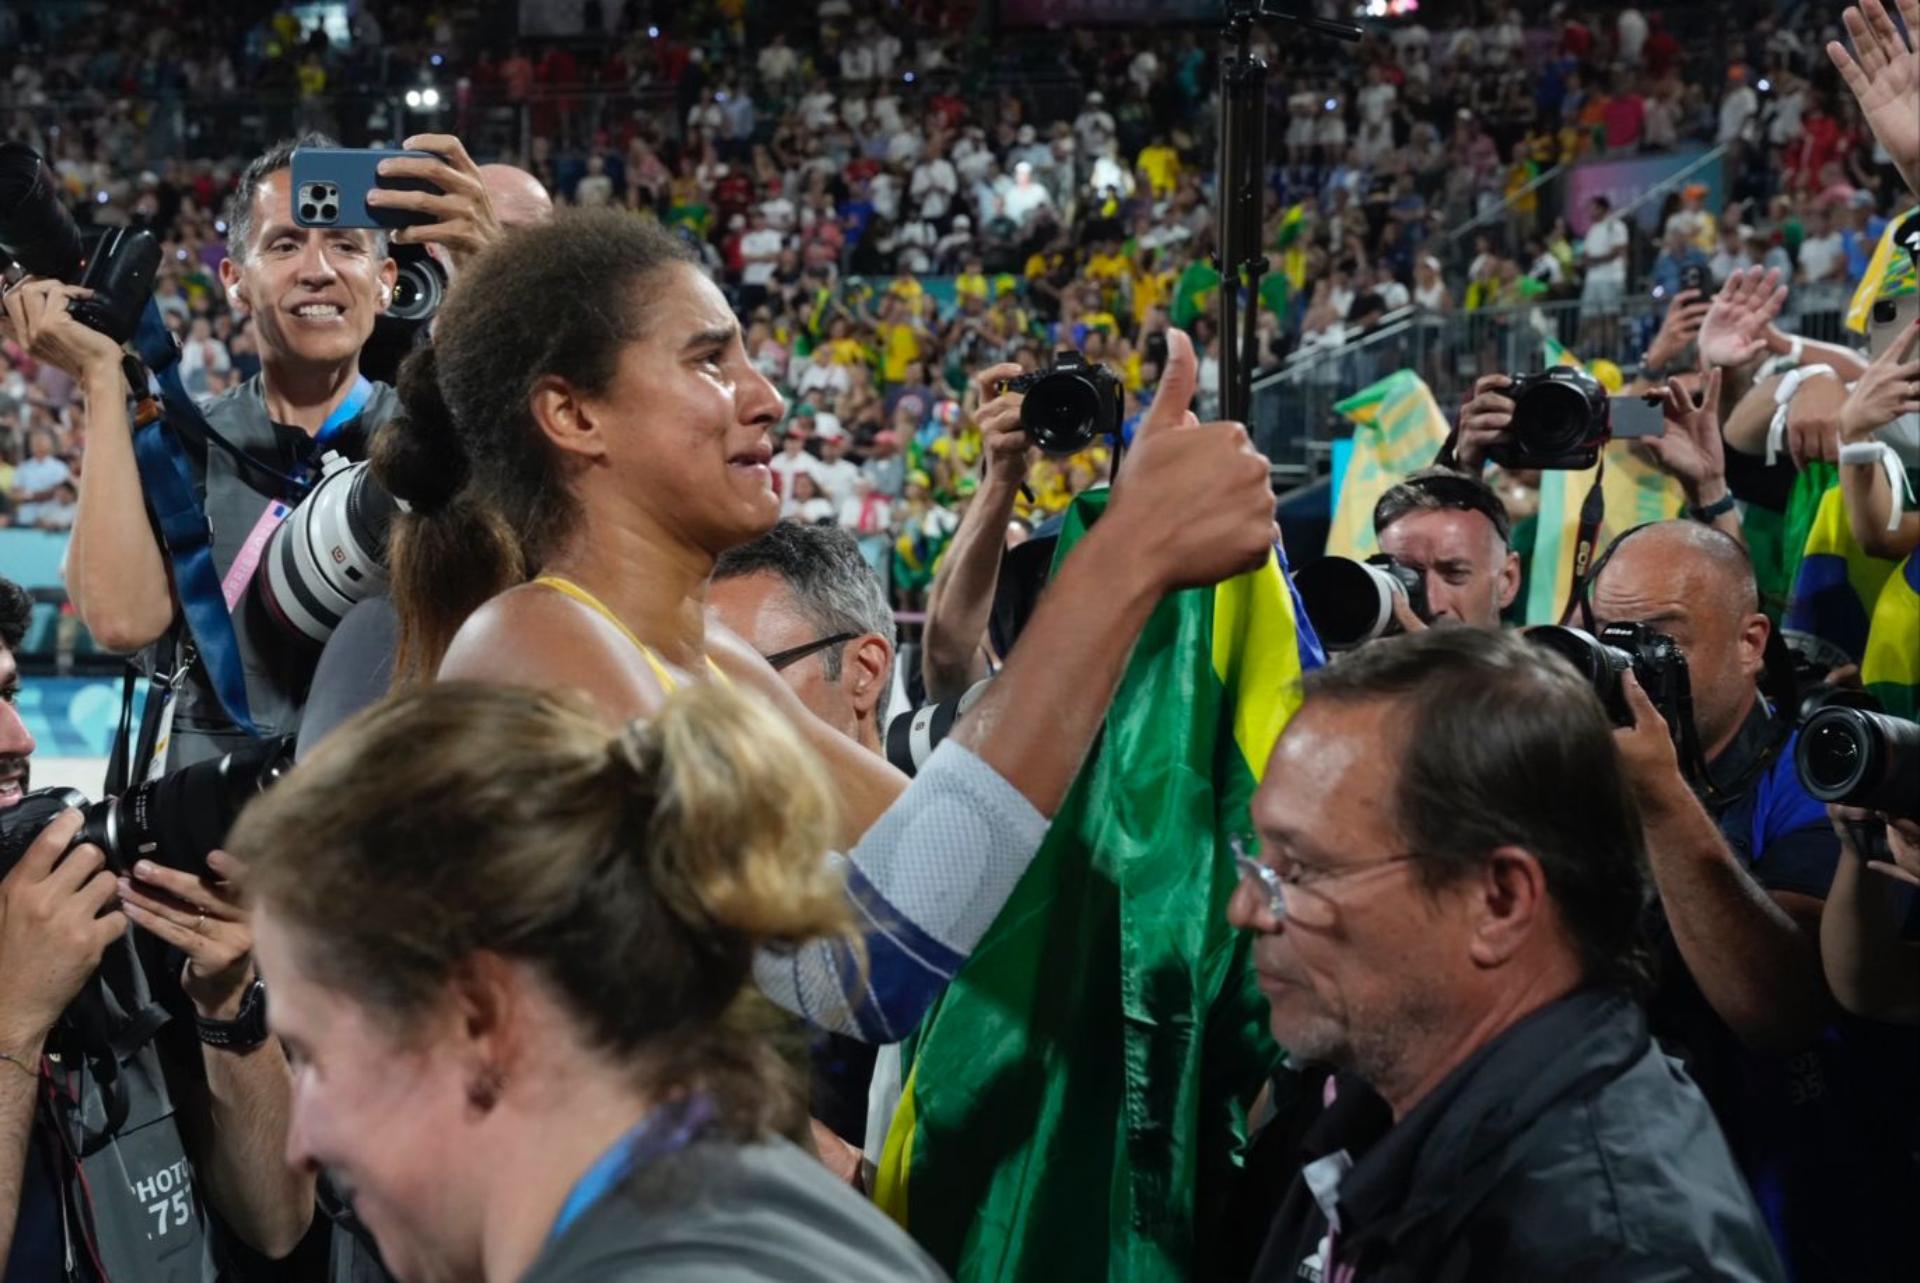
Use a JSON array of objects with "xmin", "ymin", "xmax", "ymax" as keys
[
  {"xmin": 1136, "ymin": 134, "xmax": 1182, "ymax": 197},
  {"xmin": 956, "ymin": 258, "xmax": 991, "ymax": 305}
]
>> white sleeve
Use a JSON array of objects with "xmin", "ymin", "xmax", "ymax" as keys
[{"xmin": 752, "ymin": 739, "xmax": 1049, "ymax": 1042}]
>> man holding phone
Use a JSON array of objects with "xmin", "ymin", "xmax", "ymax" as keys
[{"xmin": 1, "ymin": 131, "xmax": 505, "ymax": 770}]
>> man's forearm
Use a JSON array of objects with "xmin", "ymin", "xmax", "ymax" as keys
[
  {"xmin": 67, "ymin": 364, "xmax": 175, "ymax": 652},
  {"xmin": 1766, "ymin": 329, "xmax": 1869, "ymax": 381},
  {"xmin": 922, "ymin": 468, "xmax": 1021, "ymax": 702},
  {"xmin": 1819, "ymin": 846, "xmax": 1920, "ymax": 1023},
  {"xmin": 193, "ymin": 1039, "xmax": 313, "ymax": 1259},
  {"xmin": 0, "ymin": 1026, "xmax": 46, "ymax": 1270},
  {"xmin": 953, "ymin": 519, "xmax": 1160, "ymax": 816},
  {"xmin": 1640, "ymin": 781, "xmax": 1833, "ymax": 1052}
]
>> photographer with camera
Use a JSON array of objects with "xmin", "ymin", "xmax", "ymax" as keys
[
  {"xmin": 0, "ymin": 131, "xmax": 503, "ymax": 772},
  {"xmin": 1370, "ymin": 468, "xmax": 1520, "ymax": 631},
  {"xmin": 0, "ymin": 574, "xmax": 314, "ymax": 1281},
  {"xmin": 1588, "ymin": 520, "xmax": 1920, "ymax": 1279},
  {"xmin": 918, "ymin": 360, "xmax": 1033, "ymax": 703}
]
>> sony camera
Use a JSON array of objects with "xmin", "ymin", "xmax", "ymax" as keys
[
  {"xmin": 256, "ymin": 451, "xmax": 404, "ymax": 647},
  {"xmin": 1291, "ymin": 554, "xmax": 1429, "ymax": 652},
  {"xmin": 998, "ymin": 351, "xmax": 1124, "ymax": 456},
  {"xmin": 1795, "ymin": 705, "xmax": 1920, "ymax": 820},
  {"xmin": 0, "ymin": 142, "xmax": 160, "ymax": 344},
  {"xmin": 1487, "ymin": 365, "xmax": 1612, "ymax": 471},
  {"xmin": 1524, "ymin": 621, "xmax": 1691, "ymax": 736},
  {"xmin": 0, "ymin": 735, "xmax": 296, "ymax": 882}
]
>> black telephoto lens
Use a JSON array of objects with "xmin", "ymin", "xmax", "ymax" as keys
[
  {"xmin": 1523, "ymin": 625, "xmax": 1634, "ymax": 725},
  {"xmin": 1797, "ymin": 706, "xmax": 1920, "ymax": 819},
  {"xmin": 0, "ymin": 142, "xmax": 85, "ymax": 281}
]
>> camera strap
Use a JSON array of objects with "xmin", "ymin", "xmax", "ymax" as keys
[
  {"xmin": 1562, "ymin": 455, "xmax": 1609, "ymax": 623},
  {"xmin": 124, "ymin": 304, "xmax": 370, "ymax": 745},
  {"xmin": 127, "ymin": 300, "xmax": 262, "ymax": 739}
]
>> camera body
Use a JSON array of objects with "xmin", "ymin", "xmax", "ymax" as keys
[
  {"xmin": 1291, "ymin": 554, "xmax": 1430, "ymax": 652},
  {"xmin": 999, "ymin": 351, "xmax": 1124, "ymax": 456},
  {"xmin": 1487, "ymin": 365, "xmax": 1612, "ymax": 471},
  {"xmin": 0, "ymin": 143, "xmax": 160, "ymax": 344},
  {"xmin": 1524, "ymin": 621, "xmax": 1691, "ymax": 735},
  {"xmin": 0, "ymin": 735, "xmax": 296, "ymax": 882}
]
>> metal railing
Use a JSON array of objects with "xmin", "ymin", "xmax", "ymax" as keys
[{"xmin": 1251, "ymin": 279, "xmax": 1865, "ymax": 486}]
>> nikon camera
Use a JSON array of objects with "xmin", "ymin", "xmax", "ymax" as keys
[
  {"xmin": 1524, "ymin": 622, "xmax": 1692, "ymax": 737},
  {"xmin": 998, "ymin": 351, "xmax": 1125, "ymax": 456}
]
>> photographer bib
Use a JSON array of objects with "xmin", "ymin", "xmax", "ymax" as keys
[{"xmin": 46, "ymin": 937, "xmax": 218, "ymax": 1282}]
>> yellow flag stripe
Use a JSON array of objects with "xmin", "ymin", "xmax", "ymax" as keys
[
  {"xmin": 1211, "ymin": 552, "xmax": 1307, "ymax": 781},
  {"xmin": 873, "ymin": 1059, "xmax": 919, "ymax": 1226}
]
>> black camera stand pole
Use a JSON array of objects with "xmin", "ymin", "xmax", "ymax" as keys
[{"xmin": 1215, "ymin": 3, "xmax": 1360, "ymax": 424}]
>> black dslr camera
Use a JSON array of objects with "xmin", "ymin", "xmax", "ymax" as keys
[
  {"xmin": 0, "ymin": 143, "xmax": 160, "ymax": 344},
  {"xmin": 1291, "ymin": 554, "xmax": 1429, "ymax": 651},
  {"xmin": 1525, "ymin": 621, "xmax": 1692, "ymax": 737},
  {"xmin": 998, "ymin": 351, "xmax": 1124, "ymax": 456},
  {"xmin": 0, "ymin": 736, "xmax": 295, "ymax": 883},
  {"xmin": 1487, "ymin": 365, "xmax": 1612, "ymax": 471}
]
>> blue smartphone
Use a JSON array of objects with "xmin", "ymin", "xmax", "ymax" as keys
[{"xmin": 289, "ymin": 147, "xmax": 441, "ymax": 231}]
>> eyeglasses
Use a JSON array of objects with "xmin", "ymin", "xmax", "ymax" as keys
[
  {"xmin": 1231, "ymin": 835, "xmax": 1426, "ymax": 928},
  {"xmin": 761, "ymin": 632, "xmax": 858, "ymax": 672}
]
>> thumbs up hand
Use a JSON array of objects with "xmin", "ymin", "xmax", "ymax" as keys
[{"xmin": 1106, "ymin": 328, "xmax": 1278, "ymax": 591}]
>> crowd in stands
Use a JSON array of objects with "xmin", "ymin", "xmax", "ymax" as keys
[{"xmin": 3, "ymin": 1, "xmax": 1913, "ymax": 606}]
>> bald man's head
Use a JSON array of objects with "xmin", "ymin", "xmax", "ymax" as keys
[
  {"xmin": 478, "ymin": 163, "xmax": 554, "ymax": 228},
  {"xmin": 1590, "ymin": 521, "xmax": 1769, "ymax": 758}
]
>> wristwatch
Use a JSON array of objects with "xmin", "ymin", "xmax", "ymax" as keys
[
  {"xmin": 1688, "ymin": 492, "xmax": 1738, "ymax": 524},
  {"xmin": 196, "ymin": 978, "xmax": 270, "ymax": 1053}
]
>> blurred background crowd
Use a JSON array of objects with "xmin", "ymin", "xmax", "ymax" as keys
[{"xmin": 2, "ymin": 0, "xmax": 1911, "ymax": 606}]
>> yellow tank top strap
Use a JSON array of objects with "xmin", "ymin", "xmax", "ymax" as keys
[{"xmin": 531, "ymin": 575, "xmax": 679, "ymax": 693}]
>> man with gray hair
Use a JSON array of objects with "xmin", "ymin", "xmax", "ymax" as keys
[
  {"xmin": 710, "ymin": 521, "xmax": 897, "ymax": 756},
  {"xmin": 708, "ymin": 521, "xmax": 900, "ymax": 1183}
]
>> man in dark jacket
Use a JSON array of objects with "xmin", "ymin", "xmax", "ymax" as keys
[{"xmin": 1227, "ymin": 629, "xmax": 1783, "ymax": 1282}]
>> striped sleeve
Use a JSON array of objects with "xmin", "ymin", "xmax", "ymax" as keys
[{"xmin": 752, "ymin": 739, "xmax": 1049, "ymax": 1042}]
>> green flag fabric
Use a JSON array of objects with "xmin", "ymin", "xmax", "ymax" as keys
[{"xmin": 872, "ymin": 490, "xmax": 1319, "ymax": 1280}]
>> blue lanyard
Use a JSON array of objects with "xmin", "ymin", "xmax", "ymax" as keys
[
  {"xmin": 546, "ymin": 1094, "xmax": 715, "ymax": 1246},
  {"xmin": 291, "ymin": 375, "xmax": 374, "ymax": 494}
]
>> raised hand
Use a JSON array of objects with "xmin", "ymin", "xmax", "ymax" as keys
[
  {"xmin": 969, "ymin": 361, "xmax": 1035, "ymax": 483},
  {"xmin": 1697, "ymin": 267, "xmax": 1788, "ymax": 370},
  {"xmin": 1107, "ymin": 328, "xmax": 1277, "ymax": 590},
  {"xmin": 368, "ymin": 134, "xmax": 506, "ymax": 269},
  {"xmin": 1644, "ymin": 288, "xmax": 1714, "ymax": 371},
  {"xmin": 1828, "ymin": 0, "xmax": 1920, "ymax": 199},
  {"xmin": 1839, "ymin": 317, "xmax": 1920, "ymax": 442},
  {"xmin": 1454, "ymin": 373, "xmax": 1517, "ymax": 472},
  {"xmin": 1635, "ymin": 367, "xmax": 1729, "ymax": 502}
]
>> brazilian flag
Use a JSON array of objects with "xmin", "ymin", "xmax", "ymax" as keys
[
  {"xmin": 1863, "ymin": 553, "xmax": 1920, "ymax": 720},
  {"xmin": 873, "ymin": 490, "xmax": 1324, "ymax": 1279},
  {"xmin": 1170, "ymin": 260, "xmax": 1222, "ymax": 329},
  {"xmin": 1781, "ymin": 464, "xmax": 1897, "ymax": 668}
]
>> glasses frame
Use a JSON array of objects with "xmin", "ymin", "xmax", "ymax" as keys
[
  {"xmin": 1230, "ymin": 834, "xmax": 1427, "ymax": 924},
  {"xmin": 761, "ymin": 631, "xmax": 860, "ymax": 672}
]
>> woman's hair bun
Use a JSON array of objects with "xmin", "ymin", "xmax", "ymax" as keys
[{"xmin": 372, "ymin": 344, "xmax": 469, "ymax": 516}]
